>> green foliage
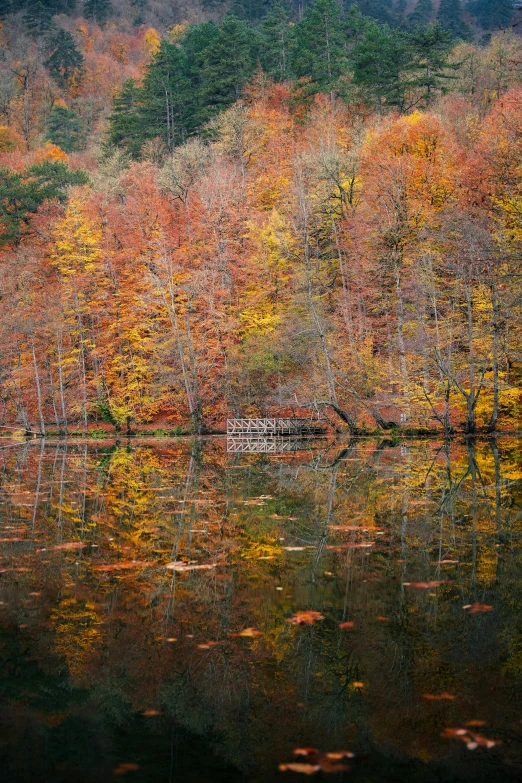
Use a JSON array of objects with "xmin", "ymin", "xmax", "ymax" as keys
[
  {"xmin": 408, "ymin": 0, "xmax": 434, "ymax": 26},
  {"xmin": 23, "ymin": 0, "xmax": 57, "ymax": 36},
  {"xmin": 468, "ymin": 0, "xmax": 513, "ymax": 29},
  {"xmin": 292, "ymin": 0, "xmax": 349, "ymax": 95},
  {"xmin": 406, "ymin": 22, "xmax": 459, "ymax": 103},
  {"xmin": 45, "ymin": 29, "xmax": 84, "ymax": 88},
  {"xmin": 351, "ymin": 22, "xmax": 412, "ymax": 110},
  {"xmin": 437, "ymin": 0, "xmax": 469, "ymax": 39},
  {"xmin": 83, "ymin": 0, "xmax": 112, "ymax": 25},
  {"xmin": 261, "ymin": 2, "xmax": 293, "ymax": 82},
  {"xmin": 45, "ymin": 105, "xmax": 85, "ymax": 152},
  {"xmin": 198, "ymin": 16, "xmax": 260, "ymax": 121},
  {"xmin": 0, "ymin": 160, "xmax": 88, "ymax": 245}
]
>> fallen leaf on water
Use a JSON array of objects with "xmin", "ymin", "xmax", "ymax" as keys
[
  {"xmin": 376, "ymin": 616, "xmax": 388, "ymax": 621},
  {"xmin": 423, "ymin": 692, "xmax": 455, "ymax": 701},
  {"xmin": 50, "ymin": 542, "xmax": 86, "ymax": 551},
  {"xmin": 442, "ymin": 728, "xmax": 500, "ymax": 750},
  {"xmin": 339, "ymin": 621, "xmax": 354, "ymax": 629},
  {"xmin": 142, "ymin": 710, "xmax": 162, "ymax": 716},
  {"xmin": 236, "ymin": 627, "xmax": 263, "ymax": 638},
  {"xmin": 293, "ymin": 748, "xmax": 318, "ymax": 757},
  {"xmin": 466, "ymin": 720, "xmax": 487, "ymax": 727},
  {"xmin": 0, "ymin": 567, "xmax": 30, "ymax": 573},
  {"xmin": 279, "ymin": 763, "xmax": 320, "ymax": 775},
  {"xmin": 287, "ymin": 611, "xmax": 325, "ymax": 625},
  {"xmin": 92, "ymin": 561, "xmax": 154, "ymax": 571},
  {"xmin": 197, "ymin": 644, "xmax": 211, "ymax": 649},
  {"xmin": 113, "ymin": 762, "xmax": 139, "ymax": 776},
  {"xmin": 29, "ymin": 592, "xmax": 42, "ymax": 597},
  {"xmin": 166, "ymin": 562, "xmax": 217, "ymax": 572},
  {"xmin": 403, "ymin": 581, "xmax": 446, "ymax": 589},
  {"xmin": 166, "ymin": 638, "xmax": 177, "ymax": 642},
  {"xmin": 465, "ymin": 603, "xmax": 494, "ymax": 614},
  {"xmin": 325, "ymin": 752, "xmax": 355, "ymax": 760},
  {"xmin": 436, "ymin": 559, "xmax": 459, "ymax": 564}
]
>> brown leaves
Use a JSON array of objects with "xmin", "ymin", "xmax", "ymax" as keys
[
  {"xmin": 49, "ymin": 542, "xmax": 86, "ymax": 551},
  {"xmin": 423, "ymin": 692, "xmax": 455, "ymax": 701},
  {"xmin": 279, "ymin": 749, "xmax": 355, "ymax": 775},
  {"xmin": 165, "ymin": 562, "xmax": 217, "ymax": 572},
  {"xmin": 92, "ymin": 561, "xmax": 154, "ymax": 571},
  {"xmin": 287, "ymin": 611, "xmax": 325, "ymax": 625},
  {"xmin": 403, "ymin": 581, "xmax": 446, "ymax": 589},
  {"xmin": 441, "ymin": 728, "xmax": 500, "ymax": 750},
  {"xmin": 463, "ymin": 603, "xmax": 494, "ymax": 613}
]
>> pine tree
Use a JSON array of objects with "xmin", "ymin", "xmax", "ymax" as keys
[
  {"xmin": 351, "ymin": 22, "xmax": 412, "ymax": 110},
  {"xmin": 83, "ymin": 0, "xmax": 112, "ymax": 25},
  {"xmin": 198, "ymin": 16, "xmax": 259, "ymax": 121},
  {"xmin": 468, "ymin": 0, "xmax": 513, "ymax": 29},
  {"xmin": 23, "ymin": 1, "xmax": 56, "ymax": 37},
  {"xmin": 261, "ymin": 2, "xmax": 293, "ymax": 81},
  {"xmin": 407, "ymin": 22, "xmax": 459, "ymax": 102},
  {"xmin": 45, "ymin": 29, "xmax": 84, "ymax": 89},
  {"xmin": 408, "ymin": 0, "xmax": 434, "ymax": 27},
  {"xmin": 292, "ymin": 0, "xmax": 348, "ymax": 94},
  {"xmin": 437, "ymin": 0, "xmax": 468, "ymax": 38},
  {"xmin": 45, "ymin": 105, "xmax": 85, "ymax": 151}
]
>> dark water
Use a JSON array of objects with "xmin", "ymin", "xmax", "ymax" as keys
[{"xmin": 0, "ymin": 437, "xmax": 522, "ymax": 782}]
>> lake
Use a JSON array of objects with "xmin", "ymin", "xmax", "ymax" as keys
[{"xmin": 0, "ymin": 437, "xmax": 521, "ymax": 782}]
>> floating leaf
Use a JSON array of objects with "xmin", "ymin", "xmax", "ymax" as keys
[
  {"xmin": 166, "ymin": 562, "xmax": 217, "ymax": 572},
  {"xmin": 92, "ymin": 561, "xmax": 153, "ymax": 571},
  {"xmin": 229, "ymin": 627, "xmax": 263, "ymax": 638},
  {"xmin": 287, "ymin": 611, "xmax": 325, "ymax": 625},
  {"xmin": 403, "ymin": 581, "xmax": 446, "ymax": 589},
  {"xmin": 465, "ymin": 603, "xmax": 494, "ymax": 614},
  {"xmin": 339, "ymin": 621, "xmax": 354, "ymax": 629},
  {"xmin": 293, "ymin": 748, "xmax": 319, "ymax": 757},
  {"xmin": 423, "ymin": 692, "xmax": 455, "ymax": 700},
  {"xmin": 279, "ymin": 763, "xmax": 320, "ymax": 775},
  {"xmin": 142, "ymin": 710, "xmax": 162, "ymax": 716}
]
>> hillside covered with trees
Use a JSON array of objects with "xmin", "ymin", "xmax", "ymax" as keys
[{"xmin": 1, "ymin": 0, "xmax": 522, "ymax": 435}]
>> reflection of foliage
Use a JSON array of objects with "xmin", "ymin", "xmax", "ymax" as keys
[
  {"xmin": 0, "ymin": 438, "xmax": 521, "ymax": 778},
  {"xmin": 51, "ymin": 598, "xmax": 102, "ymax": 684}
]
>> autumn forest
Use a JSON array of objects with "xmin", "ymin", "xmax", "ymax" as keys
[{"xmin": 1, "ymin": 0, "xmax": 522, "ymax": 436}]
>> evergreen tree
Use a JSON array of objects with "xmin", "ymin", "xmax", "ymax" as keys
[
  {"xmin": 408, "ymin": 0, "xmax": 434, "ymax": 26},
  {"xmin": 0, "ymin": 161, "xmax": 88, "ymax": 245},
  {"xmin": 229, "ymin": 0, "xmax": 273, "ymax": 20},
  {"xmin": 292, "ymin": 0, "xmax": 348, "ymax": 94},
  {"xmin": 198, "ymin": 16, "xmax": 259, "ymax": 121},
  {"xmin": 261, "ymin": 2, "xmax": 293, "ymax": 81},
  {"xmin": 107, "ymin": 80, "xmax": 145, "ymax": 158},
  {"xmin": 407, "ymin": 22, "xmax": 459, "ymax": 103},
  {"xmin": 468, "ymin": 0, "xmax": 513, "ymax": 29},
  {"xmin": 347, "ymin": 0, "xmax": 394, "ymax": 25},
  {"xmin": 23, "ymin": 1, "xmax": 56, "ymax": 37},
  {"xmin": 45, "ymin": 29, "xmax": 84, "ymax": 89},
  {"xmin": 139, "ymin": 41, "xmax": 192, "ymax": 151},
  {"xmin": 83, "ymin": 0, "xmax": 112, "ymax": 25},
  {"xmin": 351, "ymin": 22, "xmax": 412, "ymax": 110},
  {"xmin": 437, "ymin": 0, "xmax": 468, "ymax": 38},
  {"xmin": 45, "ymin": 105, "xmax": 85, "ymax": 151}
]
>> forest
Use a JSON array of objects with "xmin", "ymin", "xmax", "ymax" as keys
[{"xmin": 1, "ymin": 0, "xmax": 522, "ymax": 436}]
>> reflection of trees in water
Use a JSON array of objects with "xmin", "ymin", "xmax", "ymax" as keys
[{"xmin": 0, "ymin": 438, "xmax": 521, "ymax": 778}]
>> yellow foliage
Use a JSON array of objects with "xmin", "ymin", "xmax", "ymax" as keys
[
  {"xmin": 0, "ymin": 125, "xmax": 23, "ymax": 152},
  {"xmin": 144, "ymin": 27, "xmax": 161, "ymax": 56}
]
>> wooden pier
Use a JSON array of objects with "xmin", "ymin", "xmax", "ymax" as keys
[{"xmin": 226, "ymin": 418, "xmax": 325, "ymax": 437}]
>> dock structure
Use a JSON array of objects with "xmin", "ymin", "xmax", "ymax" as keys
[{"xmin": 226, "ymin": 418, "xmax": 325, "ymax": 437}]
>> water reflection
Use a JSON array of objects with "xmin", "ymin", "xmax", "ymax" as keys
[{"xmin": 0, "ymin": 437, "xmax": 521, "ymax": 781}]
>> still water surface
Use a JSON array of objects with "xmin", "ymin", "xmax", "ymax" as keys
[{"xmin": 1, "ymin": 437, "xmax": 522, "ymax": 782}]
